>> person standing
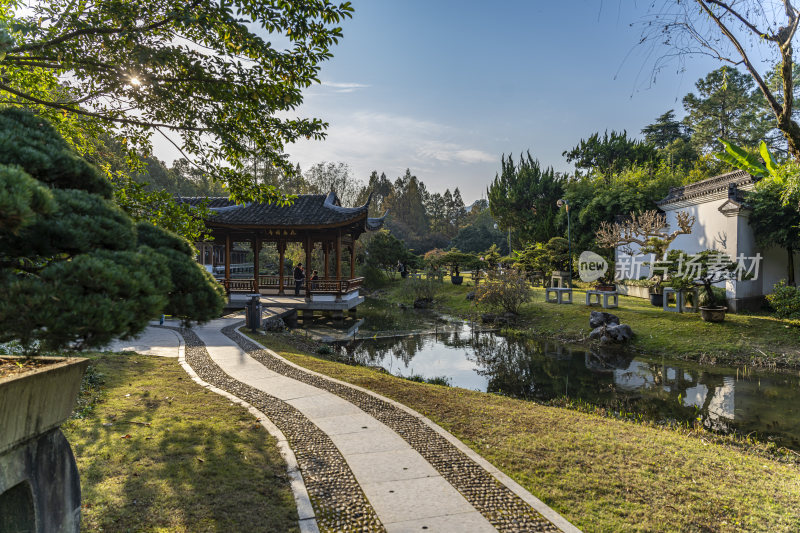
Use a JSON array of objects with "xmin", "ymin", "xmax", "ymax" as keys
[{"xmin": 293, "ymin": 263, "xmax": 305, "ymax": 296}]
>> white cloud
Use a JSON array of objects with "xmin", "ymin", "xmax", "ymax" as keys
[
  {"xmin": 283, "ymin": 110, "xmax": 498, "ymax": 198},
  {"xmin": 320, "ymin": 81, "xmax": 371, "ymax": 93},
  {"xmin": 418, "ymin": 142, "xmax": 495, "ymax": 164}
]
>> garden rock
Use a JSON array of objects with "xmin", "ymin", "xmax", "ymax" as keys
[
  {"xmin": 262, "ymin": 315, "xmax": 287, "ymax": 332},
  {"xmin": 589, "ymin": 322, "xmax": 633, "ymax": 344},
  {"xmin": 589, "ymin": 311, "xmax": 620, "ymax": 329},
  {"xmin": 466, "ymin": 291, "xmax": 476, "ymax": 301},
  {"xmin": 413, "ymin": 298, "xmax": 434, "ymax": 309},
  {"xmin": 481, "ymin": 313, "xmax": 497, "ymax": 323}
]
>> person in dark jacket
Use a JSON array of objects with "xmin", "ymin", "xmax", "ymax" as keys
[{"xmin": 293, "ymin": 263, "xmax": 305, "ymax": 296}]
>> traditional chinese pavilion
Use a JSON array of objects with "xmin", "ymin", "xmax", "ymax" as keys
[{"xmin": 180, "ymin": 192, "xmax": 385, "ymax": 312}]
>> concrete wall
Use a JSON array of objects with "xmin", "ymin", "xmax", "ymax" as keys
[
  {"xmin": 761, "ymin": 245, "xmax": 800, "ymax": 293},
  {"xmin": 615, "ymin": 199, "xmax": 796, "ymax": 306}
]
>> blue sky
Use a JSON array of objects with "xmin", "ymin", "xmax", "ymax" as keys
[{"xmin": 158, "ymin": 1, "xmax": 730, "ymax": 203}]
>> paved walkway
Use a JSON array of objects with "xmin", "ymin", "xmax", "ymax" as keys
[
  {"xmin": 103, "ymin": 326, "xmax": 181, "ymax": 357},
  {"xmin": 113, "ymin": 322, "xmax": 579, "ymax": 533}
]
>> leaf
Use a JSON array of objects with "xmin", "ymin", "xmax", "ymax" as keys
[
  {"xmin": 759, "ymin": 141, "xmax": 780, "ymax": 178},
  {"xmin": 715, "ymin": 139, "xmax": 769, "ymax": 178}
]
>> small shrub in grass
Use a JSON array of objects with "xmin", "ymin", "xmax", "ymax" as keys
[
  {"xmin": 425, "ymin": 375, "xmax": 451, "ymax": 386},
  {"xmin": 766, "ymin": 280, "xmax": 800, "ymax": 319},
  {"xmin": 474, "ymin": 269, "xmax": 532, "ymax": 314},
  {"xmin": 407, "ymin": 277, "xmax": 438, "ymax": 301},
  {"xmin": 400, "ymin": 374, "xmax": 451, "ymax": 386},
  {"xmin": 316, "ymin": 344, "xmax": 333, "ymax": 355},
  {"xmin": 361, "ymin": 264, "xmax": 389, "ymax": 289}
]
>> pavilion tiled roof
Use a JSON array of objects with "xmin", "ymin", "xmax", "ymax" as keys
[
  {"xmin": 178, "ymin": 191, "xmax": 383, "ymax": 228},
  {"xmin": 657, "ymin": 170, "xmax": 756, "ymax": 207}
]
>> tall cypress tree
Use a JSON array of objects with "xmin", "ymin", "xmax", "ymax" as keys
[{"xmin": 487, "ymin": 152, "xmax": 564, "ymax": 247}]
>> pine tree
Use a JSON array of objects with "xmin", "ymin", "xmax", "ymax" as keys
[
  {"xmin": 0, "ymin": 109, "xmax": 224, "ymax": 353},
  {"xmin": 683, "ymin": 67, "xmax": 774, "ymax": 154},
  {"xmin": 642, "ymin": 110, "xmax": 689, "ymax": 148}
]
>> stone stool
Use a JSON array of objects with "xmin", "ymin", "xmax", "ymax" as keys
[
  {"xmin": 545, "ymin": 287, "xmax": 573, "ymax": 304},
  {"xmin": 662, "ymin": 288, "xmax": 700, "ymax": 313},
  {"xmin": 585, "ymin": 290, "xmax": 618, "ymax": 309}
]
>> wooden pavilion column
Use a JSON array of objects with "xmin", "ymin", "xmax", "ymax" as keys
[
  {"xmin": 335, "ymin": 230, "xmax": 342, "ymax": 280},
  {"xmin": 278, "ymin": 240, "xmax": 286, "ymax": 295},
  {"xmin": 253, "ymin": 235, "xmax": 260, "ymax": 293},
  {"xmin": 350, "ymin": 242, "xmax": 356, "ymax": 279},
  {"xmin": 323, "ymin": 242, "xmax": 330, "ymax": 279},
  {"xmin": 305, "ymin": 234, "xmax": 312, "ymax": 299},
  {"xmin": 224, "ymin": 232, "xmax": 231, "ymax": 293}
]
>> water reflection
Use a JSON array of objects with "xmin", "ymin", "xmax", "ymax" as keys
[{"xmin": 333, "ymin": 324, "xmax": 800, "ymax": 449}]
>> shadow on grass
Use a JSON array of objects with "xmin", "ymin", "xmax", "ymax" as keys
[{"xmin": 63, "ymin": 354, "xmax": 298, "ymax": 532}]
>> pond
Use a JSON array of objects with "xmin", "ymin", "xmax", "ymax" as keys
[{"xmin": 323, "ymin": 301, "xmax": 800, "ymax": 450}]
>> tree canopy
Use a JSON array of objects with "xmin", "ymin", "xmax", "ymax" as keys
[
  {"xmin": 641, "ymin": 110, "xmax": 689, "ymax": 149},
  {"xmin": 0, "ymin": 0, "xmax": 354, "ymax": 202},
  {"xmin": 0, "ymin": 108, "xmax": 224, "ymax": 353},
  {"xmin": 563, "ymin": 130, "xmax": 660, "ymax": 177},
  {"xmin": 487, "ymin": 152, "xmax": 563, "ymax": 248},
  {"xmin": 641, "ymin": 1, "xmax": 800, "ymax": 161},
  {"xmin": 683, "ymin": 67, "xmax": 773, "ymax": 154}
]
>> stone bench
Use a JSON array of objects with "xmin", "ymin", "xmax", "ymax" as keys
[
  {"xmin": 585, "ymin": 290, "xmax": 618, "ymax": 309},
  {"xmin": 662, "ymin": 288, "xmax": 700, "ymax": 313},
  {"xmin": 545, "ymin": 287, "xmax": 573, "ymax": 304}
]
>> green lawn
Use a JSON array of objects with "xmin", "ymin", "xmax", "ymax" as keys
[
  {"xmin": 248, "ymin": 329, "xmax": 800, "ymax": 533},
  {"xmin": 378, "ymin": 279, "xmax": 800, "ymax": 368},
  {"xmin": 62, "ymin": 353, "xmax": 299, "ymax": 533}
]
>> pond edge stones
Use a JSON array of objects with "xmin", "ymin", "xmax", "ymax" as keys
[{"xmin": 588, "ymin": 311, "xmax": 633, "ymax": 344}]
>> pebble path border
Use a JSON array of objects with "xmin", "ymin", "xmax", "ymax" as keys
[
  {"xmin": 168, "ymin": 326, "xmax": 385, "ymax": 533},
  {"xmin": 223, "ymin": 323, "xmax": 561, "ymax": 533}
]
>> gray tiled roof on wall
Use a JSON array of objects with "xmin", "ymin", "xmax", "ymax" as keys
[{"xmin": 657, "ymin": 170, "xmax": 756, "ymax": 207}]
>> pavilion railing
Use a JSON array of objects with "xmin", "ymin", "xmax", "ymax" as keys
[
  {"xmin": 258, "ymin": 275, "xmax": 294, "ymax": 290},
  {"xmin": 221, "ymin": 276, "xmax": 364, "ymax": 296},
  {"xmin": 223, "ymin": 278, "xmax": 257, "ymax": 293},
  {"xmin": 308, "ymin": 277, "xmax": 364, "ymax": 295}
]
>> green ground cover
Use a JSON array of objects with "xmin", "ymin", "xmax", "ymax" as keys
[
  {"xmin": 62, "ymin": 353, "xmax": 298, "ymax": 533},
  {"xmin": 372, "ymin": 278, "xmax": 800, "ymax": 368},
  {"xmin": 247, "ymin": 329, "xmax": 800, "ymax": 533}
]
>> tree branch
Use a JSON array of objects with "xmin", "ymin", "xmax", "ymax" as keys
[
  {"xmin": 8, "ymin": 1, "xmax": 202, "ymax": 54},
  {"xmin": 696, "ymin": 1, "xmax": 784, "ymax": 117},
  {"xmin": 704, "ymin": 0, "xmax": 771, "ymax": 40},
  {"xmin": 0, "ymin": 82, "xmax": 207, "ymax": 132}
]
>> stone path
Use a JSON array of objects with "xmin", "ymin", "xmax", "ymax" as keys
[
  {"xmin": 118, "ymin": 322, "xmax": 579, "ymax": 533},
  {"xmin": 103, "ymin": 326, "xmax": 181, "ymax": 357}
]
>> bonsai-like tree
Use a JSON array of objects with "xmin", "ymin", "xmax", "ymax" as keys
[
  {"xmin": 0, "ymin": 109, "xmax": 224, "ymax": 354},
  {"xmin": 437, "ymin": 250, "xmax": 482, "ymax": 277},
  {"xmin": 662, "ymin": 250, "xmax": 739, "ymax": 309},
  {"xmin": 482, "ymin": 244, "xmax": 502, "ymax": 272},
  {"xmin": 596, "ymin": 209, "xmax": 695, "ymax": 292}
]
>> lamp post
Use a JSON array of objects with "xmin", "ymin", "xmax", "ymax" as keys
[
  {"xmin": 557, "ymin": 198, "xmax": 571, "ymax": 287},
  {"xmin": 493, "ymin": 223, "xmax": 511, "ymax": 254}
]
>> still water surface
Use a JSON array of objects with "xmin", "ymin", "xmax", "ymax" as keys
[{"xmin": 330, "ymin": 319, "xmax": 800, "ymax": 450}]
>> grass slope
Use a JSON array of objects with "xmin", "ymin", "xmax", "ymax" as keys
[
  {"xmin": 62, "ymin": 353, "xmax": 299, "ymax": 533},
  {"xmin": 248, "ymin": 330, "xmax": 800, "ymax": 533}
]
